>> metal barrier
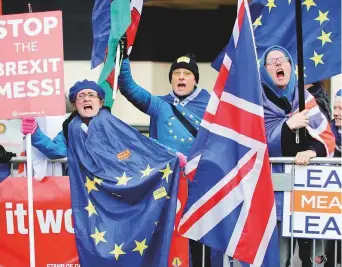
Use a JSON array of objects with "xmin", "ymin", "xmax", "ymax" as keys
[
  {"xmin": 6, "ymin": 157, "xmax": 342, "ymax": 267},
  {"xmin": 268, "ymin": 157, "xmax": 341, "ymax": 267}
]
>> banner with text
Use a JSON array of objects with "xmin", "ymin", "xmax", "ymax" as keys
[
  {"xmin": 282, "ymin": 165, "xmax": 342, "ymax": 240},
  {"xmin": 0, "ymin": 11, "xmax": 65, "ymax": 119},
  {"xmin": 0, "ymin": 176, "xmax": 80, "ymax": 267}
]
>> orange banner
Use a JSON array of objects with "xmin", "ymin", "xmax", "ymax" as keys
[
  {"xmin": 292, "ymin": 190, "xmax": 342, "ymax": 214},
  {"xmin": 0, "ymin": 176, "xmax": 79, "ymax": 267}
]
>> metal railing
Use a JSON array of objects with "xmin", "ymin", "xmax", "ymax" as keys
[
  {"xmin": 267, "ymin": 158, "xmax": 341, "ymax": 267},
  {"xmin": 6, "ymin": 157, "xmax": 342, "ymax": 267}
]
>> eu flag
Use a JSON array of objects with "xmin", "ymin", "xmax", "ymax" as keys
[
  {"xmin": 67, "ymin": 109, "xmax": 180, "ymax": 267},
  {"xmin": 213, "ymin": 0, "xmax": 341, "ymax": 84}
]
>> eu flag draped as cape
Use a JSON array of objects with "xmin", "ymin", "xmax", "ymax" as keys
[{"xmin": 67, "ymin": 109, "xmax": 180, "ymax": 267}]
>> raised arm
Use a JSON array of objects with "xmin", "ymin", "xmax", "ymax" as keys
[{"xmin": 118, "ymin": 59, "xmax": 152, "ymax": 113}]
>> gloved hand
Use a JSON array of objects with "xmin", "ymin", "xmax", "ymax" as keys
[
  {"xmin": 0, "ymin": 145, "xmax": 16, "ymax": 163},
  {"xmin": 21, "ymin": 117, "xmax": 38, "ymax": 135},
  {"xmin": 176, "ymin": 152, "xmax": 187, "ymax": 168},
  {"xmin": 119, "ymin": 34, "xmax": 128, "ymax": 59}
]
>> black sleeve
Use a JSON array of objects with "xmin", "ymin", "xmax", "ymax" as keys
[
  {"xmin": 281, "ymin": 122, "xmax": 297, "ymax": 156},
  {"xmin": 0, "ymin": 145, "xmax": 16, "ymax": 163},
  {"xmin": 62, "ymin": 111, "xmax": 79, "ymax": 141},
  {"xmin": 307, "ymin": 84, "xmax": 331, "ymax": 121},
  {"xmin": 307, "ymin": 137, "xmax": 327, "ymax": 157}
]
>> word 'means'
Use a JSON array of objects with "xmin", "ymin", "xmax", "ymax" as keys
[{"xmin": 0, "ymin": 17, "xmax": 58, "ymax": 39}]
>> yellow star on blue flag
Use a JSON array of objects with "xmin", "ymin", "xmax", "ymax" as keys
[
  {"xmin": 248, "ymin": 0, "xmax": 341, "ymax": 83},
  {"xmin": 67, "ymin": 106, "xmax": 181, "ymax": 267},
  {"xmin": 212, "ymin": 0, "xmax": 341, "ymax": 83}
]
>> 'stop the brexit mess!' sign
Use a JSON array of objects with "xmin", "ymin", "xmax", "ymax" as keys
[{"xmin": 0, "ymin": 11, "xmax": 65, "ymax": 119}]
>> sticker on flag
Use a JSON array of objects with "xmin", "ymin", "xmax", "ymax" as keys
[{"xmin": 178, "ymin": 0, "xmax": 279, "ymax": 266}]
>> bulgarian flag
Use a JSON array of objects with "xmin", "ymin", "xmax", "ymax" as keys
[{"xmin": 91, "ymin": 0, "xmax": 146, "ymax": 108}]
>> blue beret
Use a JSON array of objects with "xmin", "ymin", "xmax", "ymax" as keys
[
  {"xmin": 68, "ymin": 80, "xmax": 105, "ymax": 102},
  {"xmin": 336, "ymin": 89, "xmax": 342, "ymax": 97}
]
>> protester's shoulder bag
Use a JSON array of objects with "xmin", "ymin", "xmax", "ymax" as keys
[{"xmin": 170, "ymin": 104, "xmax": 198, "ymax": 138}]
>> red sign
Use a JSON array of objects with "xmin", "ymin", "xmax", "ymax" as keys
[
  {"xmin": 0, "ymin": 176, "xmax": 79, "ymax": 267},
  {"xmin": 0, "ymin": 11, "xmax": 65, "ymax": 120}
]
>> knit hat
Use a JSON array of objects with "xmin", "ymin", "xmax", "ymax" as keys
[
  {"xmin": 68, "ymin": 80, "xmax": 105, "ymax": 102},
  {"xmin": 169, "ymin": 53, "xmax": 199, "ymax": 83}
]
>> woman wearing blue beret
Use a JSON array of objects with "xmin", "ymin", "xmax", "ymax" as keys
[{"xmin": 20, "ymin": 80, "xmax": 107, "ymax": 159}]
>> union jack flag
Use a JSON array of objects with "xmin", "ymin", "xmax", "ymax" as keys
[{"xmin": 179, "ymin": 0, "xmax": 279, "ymax": 266}]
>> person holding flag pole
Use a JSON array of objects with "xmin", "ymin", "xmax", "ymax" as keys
[
  {"xmin": 117, "ymin": 36, "xmax": 212, "ymax": 266},
  {"xmin": 21, "ymin": 78, "xmax": 187, "ymax": 266},
  {"xmin": 292, "ymin": 1, "xmax": 333, "ymax": 264}
]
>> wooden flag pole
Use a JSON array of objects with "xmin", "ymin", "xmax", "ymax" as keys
[
  {"xmin": 0, "ymin": 0, "xmax": 2, "ymax": 15},
  {"xmin": 295, "ymin": 0, "xmax": 306, "ymax": 143}
]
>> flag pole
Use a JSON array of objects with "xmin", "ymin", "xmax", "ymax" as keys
[
  {"xmin": 26, "ymin": 5, "xmax": 37, "ymax": 267},
  {"xmin": 26, "ymin": 134, "xmax": 36, "ymax": 267},
  {"xmin": 112, "ymin": 45, "xmax": 122, "ymax": 100},
  {"xmin": 0, "ymin": 0, "xmax": 2, "ymax": 15},
  {"xmin": 295, "ymin": 0, "xmax": 306, "ymax": 142}
]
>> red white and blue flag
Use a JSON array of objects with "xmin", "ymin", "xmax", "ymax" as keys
[{"xmin": 179, "ymin": 0, "xmax": 279, "ymax": 266}]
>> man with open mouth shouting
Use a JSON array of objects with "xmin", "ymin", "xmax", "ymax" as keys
[{"xmin": 118, "ymin": 41, "xmax": 211, "ymax": 266}]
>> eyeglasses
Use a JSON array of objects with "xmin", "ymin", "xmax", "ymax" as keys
[
  {"xmin": 172, "ymin": 70, "xmax": 193, "ymax": 77},
  {"xmin": 265, "ymin": 56, "xmax": 290, "ymax": 65},
  {"xmin": 76, "ymin": 92, "xmax": 99, "ymax": 100}
]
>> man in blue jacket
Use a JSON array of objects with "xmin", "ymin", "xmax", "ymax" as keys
[
  {"xmin": 118, "ymin": 50, "xmax": 211, "ymax": 266},
  {"xmin": 118, "ymin": 52, "xmax": 210, "ymax": 156}
]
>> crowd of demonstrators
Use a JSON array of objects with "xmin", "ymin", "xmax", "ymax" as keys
[
  {"xmin": 118, "ymin": 40, "xmax": 211, "ymax": 266},
  {"xmin": 259, "ymin": 45, "xmax": 335, "ymax": 267},
  {"xmin": 325, "ymin": 89, "xmax": 342, "ymax": 267},
  {"xmin": 5, "ymin": 43, "xmax": 339, "ymax": 267}
]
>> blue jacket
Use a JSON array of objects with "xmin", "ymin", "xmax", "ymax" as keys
[
  {"xmin": 118, "ymin": 59, "xmax": 210, "ymax": 156},
  {"xmin": 31, "ymin": 127, "xmax": 67, "ymax": 159}
]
